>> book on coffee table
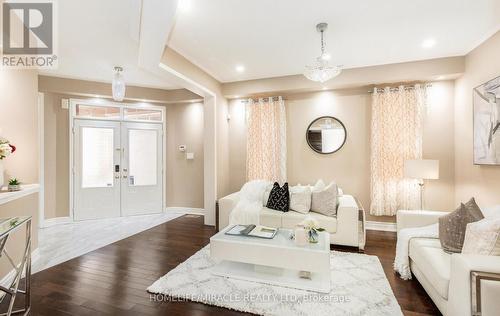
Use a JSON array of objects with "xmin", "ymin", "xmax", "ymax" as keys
[{"xmin": 225, "ymin": 224, "xmax": 278, "ymax": 239}]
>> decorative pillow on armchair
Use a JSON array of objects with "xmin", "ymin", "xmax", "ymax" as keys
[
  {"xmin": 266, "ymin": 182, "xmax": 290, "ymax": 212},
  {"xmin": 462, "ymin": 218, "xmax": 500, "ymax": 255},
  {"xmin": 439, "ymin": 198, "xmax": 484, "ymax": 253},
  {"xmin": 311, "ymin": 181, "xmax": 338, "ymax": 217}
]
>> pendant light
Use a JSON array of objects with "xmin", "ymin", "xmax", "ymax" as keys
[
  {"xmin": 112, "ymin": 66, "xmax": 126, "ymax": 101},
  {"xmin": 304, "ymin": 23, "xmax": 342, "ymax": 83}
]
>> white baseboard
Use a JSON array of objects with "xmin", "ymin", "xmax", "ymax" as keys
[
  {"xmin": 42, "ymin": 216, "xmax": 72, "ymax": 228},
  {"xmin": 166, "ymin": 207, "xmax": 205, "ymax": 215},
  {"xmin": 0, "ymin": 247, "xmax": 40, "ymax": 292},
  {"xmin": 365, "ymin": 221, "xmax": 397, "ymax": 232}
]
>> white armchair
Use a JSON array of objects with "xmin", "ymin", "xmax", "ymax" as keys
[{"xmin": 397, "ymin": 210, "xmax": 500, "ymax": 316}]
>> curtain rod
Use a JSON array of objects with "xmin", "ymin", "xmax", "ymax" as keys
[
  {"xmin": 241, "ymin": 96, "xmax": 285, "ymax": 103},
  {"xmin": 368, "ymin": 83, "xmax": 432, "ymax": 93}
]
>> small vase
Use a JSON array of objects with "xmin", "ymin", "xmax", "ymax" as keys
[
  {"xmin": 8, "ymin": 184, "xmax": 20, "ymax": 192},
  {"xmin": 294, "ymin": 227, "xmax": 308, "ymax": 246},
  {"xmin": 0, "ymin": 160, "xmax": 4, "ymax": 189},
  {"xmin": 308, "ymin": 229, "xmax": 319, "ymax": 243}
]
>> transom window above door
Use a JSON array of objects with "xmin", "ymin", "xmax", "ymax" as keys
[{"xmin": 73, "ymin": 101, "xmax": 164, "ymax": 123}]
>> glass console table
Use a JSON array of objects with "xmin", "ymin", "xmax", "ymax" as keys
[{"xmin": 0, "ymin": 217, "xmax": 32, "ymax": 316}]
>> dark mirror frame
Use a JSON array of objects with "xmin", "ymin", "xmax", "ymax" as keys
[{"xmin": 306, "ymin": 116, "xmax": 347, "ymax": 154}]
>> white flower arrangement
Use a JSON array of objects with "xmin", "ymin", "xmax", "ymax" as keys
[
  {"xmin": 0, "ymin": 138, "xmax": 16, "ymax": 160},
  {"xmin": 299, "ymin": 216, "xmax": 325, "ymax": 243},
  {"xmin": 300, "ymin": 216, "xmax": 320, "ymax": 230}
]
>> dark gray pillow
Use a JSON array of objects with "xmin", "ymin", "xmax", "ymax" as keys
[{"xmin": 439, "ymin": 198, "xmax": 484, "ymax": 253}]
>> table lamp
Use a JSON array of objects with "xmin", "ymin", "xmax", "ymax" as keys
[{"xmin": 404, "ymin": 159, "xmax": 439, "ymax": 209}]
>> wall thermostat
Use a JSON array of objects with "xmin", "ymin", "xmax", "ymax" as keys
[{"xmin": 178, "ymin": 145, "xmax": 186, "ymax": 152}]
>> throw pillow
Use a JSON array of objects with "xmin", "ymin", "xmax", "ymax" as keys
[
  {"xmin": 439, "ymin": 198, "xmax": 484, "ymax": 253},
  {"xmin": 289, "ymin": 185, "xmax": 312, "ymax": 214},
  {"xmin": 312, "ymin": 179, "xmax": 326, "ymax": 192},
  {"xmin": 462, "ymin": 218, "xmax": 500, "ymax": 255},
  {"xmin": 262, "ymin": 184, "xmax": 273, "ymax": 206},
  {"xmin": 482, "ymin": 205, "xmax": 500, "ymax": 219},
  {"xmin": 311, "ymin": 181, "xmax": 338, "ymax": 217},
  {"xmin": 266, "ymin": 182, "xmax": 290, "ymax": 212}
]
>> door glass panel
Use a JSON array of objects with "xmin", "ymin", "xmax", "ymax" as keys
[
  {"xmin": 128, "ymin": 129, "xmax": 157, "ymax": 186},
  {"xmin": 124, "ymin": 108, "xmax": 162, "ymax": 121},
  {"xmin": 76, "ymin": 105, "xmax": 120, "ymax": 119},
  {"xmin": 81, "ymin": 127, "xmax": 114, "ymax": 188}
]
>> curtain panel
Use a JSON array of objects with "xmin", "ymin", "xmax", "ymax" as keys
[
  {"xmin": 246, "ymin": 97, "xmax": 287, "ymax": 183},
  {"xmin": 370, "ymin": 85, "xmax": 427, "ymax": 216}
]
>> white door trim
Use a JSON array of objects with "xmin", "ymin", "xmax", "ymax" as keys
[{"xmin": 37, "ymin": 92, "xmax": 45, "ymax": 228}]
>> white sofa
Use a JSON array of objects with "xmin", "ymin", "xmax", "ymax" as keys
[
  {"xmin": 218, "ymin": 192, "xmax": 365, "ymax": 249},
  {"xmin": 397, "ymin": 210, "xmax": 500, "ymax": 316}
]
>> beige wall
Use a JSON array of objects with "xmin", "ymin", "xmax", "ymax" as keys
[
  {"xmin": 228, "ymin": 81, "xmax": 456, "ymax": 222},
  {"xmin": 0, "ymin": 69, "xmax": 39, "ymax": 278},
  {"xmin": 0, "ymin": 70, "xmax": 39, "ymax": 183},
  {"xmin": 454, "ymin": 31, "xmax": 500, "ymax": 208},
  {"xmin": 162, "ymin": 47, "xmax": 230, "ymax": 197},
  {"xmin": 42, "ymin": 90, "xmax": 205, "ymax": 219},
  {"xmin": 166, "ymin": 102, "xmax": 204, "ymax": 208},
  {"xmin": 43, "ymin": 93, "xmax": 70, "ymax": 218}
]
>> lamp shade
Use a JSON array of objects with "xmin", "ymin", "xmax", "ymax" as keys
[{"xmin": 404, "ymin": 159, "xmax": 439, "ymax": 180}]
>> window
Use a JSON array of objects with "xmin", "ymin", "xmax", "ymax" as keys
[
  {"xmin": 76, "ymin": 105, "xmax": 120, "ymax": 119},
  {"xmin": 128, "ymin": 129, "xmax": 157, "ymax": 186},
  {"xmin": 81, "ymin": 127, "xmax": 114, "ymax": 188},
  {"xmin": 124, "ymin": 108, "xmax": 162, "ymax": 121}
]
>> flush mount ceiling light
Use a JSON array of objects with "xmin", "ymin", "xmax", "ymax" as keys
[
  {"xmin": 422, "ymin": 38, "xmax": 436, "ymax": 49},
  {"xmin": 304, "ymin": 23, "xmax": 342, "ymax": 83},
  {"xmin": 112, "ymin": 66, "xmax": 126, "ymax": 101},
  {"xmin": 235, "ymin": 65, "xmax": 245, "ymax": 73}
]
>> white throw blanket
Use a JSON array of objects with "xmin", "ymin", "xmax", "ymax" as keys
[
  {"xmin": 229, "ymin": 180, "xmax": 272, "ymax": 225},
  {"xmin": 394, "ymin": 223, "xmax": 439, "ymax": 280}
]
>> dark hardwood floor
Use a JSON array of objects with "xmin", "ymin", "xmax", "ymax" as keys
[{"xmin": 4, "ymin": 215, "xmax": 440, "ymax": 315}]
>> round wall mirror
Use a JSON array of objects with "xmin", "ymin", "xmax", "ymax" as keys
[{"xmin": 306, "ymin": 116, "xmax": 347, "ymax": 154}]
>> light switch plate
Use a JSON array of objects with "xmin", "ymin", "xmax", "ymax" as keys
[{"xmin": 186, "ymin": 152, "xmax": 194, "ymax": 160}]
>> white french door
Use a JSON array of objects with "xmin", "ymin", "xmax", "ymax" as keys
[
  {"xmin": 121, "ymin": 122, "xmax": 163, "ymax": 216},
  {"xmin": 73, "ymin": 119, "xmax": 163, "ymax": 220},
  {"xmin": 74, "ymin": 120, "xmax": 121, "ymax": 220}
]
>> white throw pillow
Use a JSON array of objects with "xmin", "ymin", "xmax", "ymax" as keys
[
  {"xmin": 311, "ymin": 181, "xmax": 338, "ymax": 217},
  {"xmin": 289, "ymin": 185, "xmax": 312, "ymax": 214},
  {"xmin": 462, "ymin": 218, "xmax": 500, "ymax": 255},
  {"xmin": 261, "ymin": 184, "xmax": 273, "ymax": 206},
  {"xmin": 312, "ymin": 179, "xmax": 326, "ymax": 192},
  {"xmin": 482, "ymin": 205, "xmax": 500, "ymax": 219}
]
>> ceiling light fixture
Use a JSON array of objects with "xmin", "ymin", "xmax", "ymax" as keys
[
  {"xmin": 112, "ymin": 66, "xmax": 126, "ymax": 102},
  {"xmin": 304, "ymin": 23, "xmax": 341, "ymax": 83},
  {"xmin": 422, "ymin": 38, "xmax": 436, "ymax": 49},
  {"xmin": 178, "ymin": 0, "xmax": 191, "ymax": 13},
  {"xmin": 236, "ymin": 65, "xmax": 245, "ymax": 73}
]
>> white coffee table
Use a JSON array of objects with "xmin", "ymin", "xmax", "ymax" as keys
[{"xmin": 210, "ymin": 226, "xmax": 331, "ymax": 293}]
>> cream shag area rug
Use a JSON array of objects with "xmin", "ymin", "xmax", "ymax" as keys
[{"xmin": 148, "ymin": 246, "xmax": 403, "ymax": 316}]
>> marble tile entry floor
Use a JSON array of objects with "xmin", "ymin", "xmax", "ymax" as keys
[{"xmin": 32, "ymin": 211, "xmax": 185, "ymax": 273}]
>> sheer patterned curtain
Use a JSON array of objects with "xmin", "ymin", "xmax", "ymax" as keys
[
  {"xmin": 370, "ymin": 85, "xmax": 427, "ymax": 216},
  {"xmin": 246, "ymin": 97, "xmax": 287, "ymax": 183}
]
